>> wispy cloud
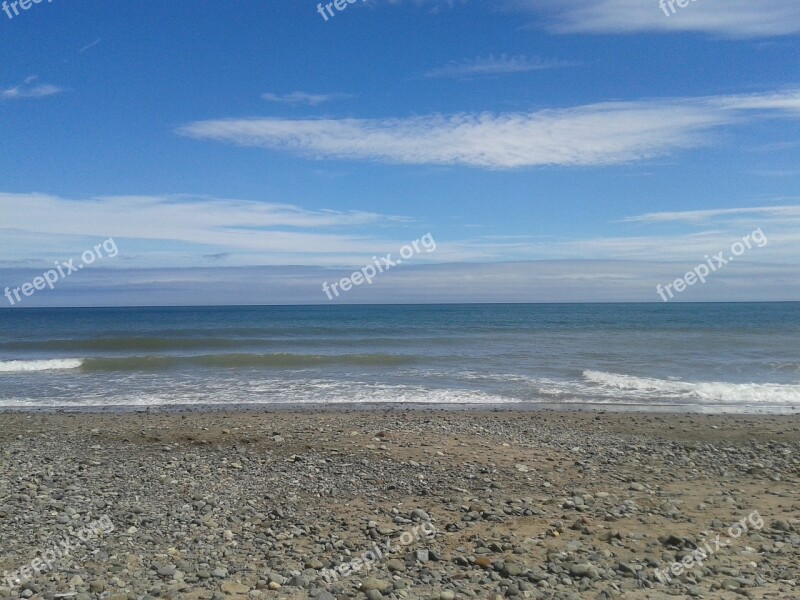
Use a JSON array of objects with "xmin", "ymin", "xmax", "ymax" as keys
[
  {"xmin": 516, "ymin": 0, "xmax": 800, "ymax": 38},
  {"xmin": 178, "ymin": 90, "xmax": 800, "ymax": 170},
  {"xmin": 716, "ymin": 91, "xmax": 800, "ymax": 113},
  {"xmin": 2, "ymin": 192, "xmax": 799, "ymax": 304},
  {"xmin": 78, "ymin": 38, "xmax": 102, "ymax": 54},
  {"xmin": 0, "ymin": 193, "xmax": 416, "ymax": 267},
  {"xmin": 261, "ymin": 91, "xmax": 353, "ymax": 106},
  {"xmin": 379, "ymin": 0, "xmax": 468, "ymax": 12},
  {"xmin": 3, "ymin": 259, "xmax": 797, "ymax": 306},
  {"xmin": 423, "ymin": 54, "xmax": 577, "ymax": 79},
  {"xmin": 622, "ymin": 205, "xmax": 800, "ymax": 224},
  {"xmin": 1, "ymin": 76, "xmax": 63, "ymax": 100}
]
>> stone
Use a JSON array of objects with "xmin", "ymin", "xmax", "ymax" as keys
[
  {"xmin": 221, "ymin": 582, "xmax": 250, "ymax": 595},
  {"xmin": 361, "ymin": 578, "xmax": 392, "ymax": 593}
]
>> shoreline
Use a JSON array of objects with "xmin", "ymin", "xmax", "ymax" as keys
[{"xmin": 2, "ymin": 400, "xmax": 800, "ymax": 416}]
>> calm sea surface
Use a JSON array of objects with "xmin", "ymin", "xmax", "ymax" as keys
[{"xmin": 0, "ymin": 303, "xmax": 798, "ymax": 413}]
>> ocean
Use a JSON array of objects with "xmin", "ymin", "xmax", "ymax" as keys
[{"xmin": 0, "ymin": 303, "xmax": 798, "ymax": 412}]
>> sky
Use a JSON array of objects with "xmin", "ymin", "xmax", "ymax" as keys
[{"xmin": 1, "ymin": 0, "xmax": 799, "ymax": 306}]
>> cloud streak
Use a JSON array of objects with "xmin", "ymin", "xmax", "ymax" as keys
[
  {"xmin": 261, "ymin": 91, "xmax": 353, "ymax": 106},
  {"xmin": 2, "ymin": 193, "xmax": 798, "ymax": 271},
  {"xmin": 2, "ymin": 260, "xmax": 796, "ymax": 306},
  {"xmin": 516, "ymin": 0, "xmax": 800, "ymax": 38},
  {"xmin": 177, "ymin": 90, "xmax": 800, "ymax": 169},
  {"xmin": 423, "ymin": 54, "xmax": 577, "ymax": 78},
  {"xmin": 1, "ymin": 76, "xmax": 63, "ymax": 100},
  {"xmin": 623, "ymin": 205, "xmax": 800, "ymax": 224},
  {"xmin": 0, "ymin": 193, "xmax": 417, "ymax": 266}
]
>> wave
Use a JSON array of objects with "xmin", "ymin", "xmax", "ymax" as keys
[
  {"xmin": 772, "ymin": 362, "xmax": 800, "ymax": 373},
  {"xmin": 0, "ymin": 359, "xmax": 83, "ymax": 373},
  {"xmin": 77, "ymin": 353, "xmax": 417, "ymax": 372},
  {"xmin": 0, "ymin": 338, "xmax": 248, "ymax": 352},
  {"xmin": 583, "ymin": 370, "xmax": 800, "ymax": 404},
  {"xmin": 1, "ymin": 354, "xmax": 416, "ymax": 374},
  {"xmin": 0, "ymin": 335, "xmax": 463, "ymax": 353},
  {"xmin": 384, "ymin": 367, "xmax": 800, "ymax": 406},
  {"xmin": 0, "ymin": 382, "xmax": 512, "ymax": 409}
]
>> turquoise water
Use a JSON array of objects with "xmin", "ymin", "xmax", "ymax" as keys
[{"xmin": 0, "ymin": 303, "xmax": 798, "ymax": 412}]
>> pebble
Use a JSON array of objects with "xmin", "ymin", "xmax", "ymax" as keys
[{"xmin": 0, "ymin": 410, "xmax": 797, "ymax": 600}]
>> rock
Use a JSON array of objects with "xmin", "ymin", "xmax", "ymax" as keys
[
  {"xmin": 305, "ymin": 558, "xmax": 324, "ymax": 570},
  {"xmin": 361, "ymin": 578, "xmax": 392, "ymax": 593},
  {"xmin": 502, "ymin": 562, "xmax": 525, "ymax": 577},
  {"xmin": 386, "ymin": 558, "xmax": 405, "ymax": 572},
  {"xmin": 772, "ymin": 520, "xmax": 792, "ymax": 531},
  {"xmin": 220, "ymin": 582, "xmax": 250, "ymax": 595},
  {"xmin": 287, "ymin": 574, "xmax": 309, "ymax": 587},
  {"xmin": 411, "ymin": 508, "xmax": 431, "ymax": 521},
  {"xmin": 570, "ymin": 563, "xmax": 599, "ymax": 579}
]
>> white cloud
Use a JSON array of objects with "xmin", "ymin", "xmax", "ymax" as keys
[
  {"xmin": 177, "ymin": 90, "xmax": 800, "ymax": 169},
  {"xmin": 516, "ymin": 0, "xmax": 800, "ymax": 37},
  {"xmin": 261, "ymin": 91, "xmax": 353, "ymax": 106},
  {"xmin": 1, "ymin": 76, "xmax": 63, "ymax": 100},
  {"xmin": 622, "ymin": 205, "xmax": 800, "ymax": 224},
  {"xmin": 1, "ymin": 192, "xmax": 798, "ymax": 305},
  {"xmin": 3, "ymin": 193, "xmax": 797, "ymax": 270},
  {"xmin": 3, "ymin": 259, "xmax": 796, "ymax": 306},
  {"xmin": 0, "ymin": 193, "xmax": 418, "ymax": 266},
  {"xmin": 716, "ymin": 91, "xmax": 800, "ymax": 113},
  {"xmin": 423, "ymin": 54, "xmax": 577, "ymax": 78}
]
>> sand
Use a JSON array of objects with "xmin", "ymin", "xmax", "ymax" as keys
[{"xmin": 0, "ymin": 408, "xmax": 798, "ymax": 599}]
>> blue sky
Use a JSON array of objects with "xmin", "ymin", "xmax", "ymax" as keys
[{"xmin": 1, "ymin": 0, "xmax": 799, "ymax": 305}]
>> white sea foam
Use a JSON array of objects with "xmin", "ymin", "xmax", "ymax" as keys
[
  {"xmin": 0, "ymin": 378, "xmax": 515, "ymax": 408},
  {"xmin": 1, "ymin": 364, "xmax": 798, "ymax": 411},
  {"xmin": 378, "ymin": 367, "xmax": 800, "ymax": 407},
  {"xmin": 583, "ymin": 370, "xmax": 800, "ymax": 404},
  {"xmin": 0, "ymin": 359, "xmax": 83, "ymax": 373}
]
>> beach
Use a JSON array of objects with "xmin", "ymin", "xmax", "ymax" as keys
[
  {"xmin": 4, "ymin": 1, "xmax": 800, "ymax": 599},
  {"xmin": 1, "ymin": 408, "xmax": 798, "ymax": 599}
]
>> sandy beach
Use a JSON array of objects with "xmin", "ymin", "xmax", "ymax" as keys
[{"xmin": 0, "ymin": 408, "xmax": 798, "ymax": 600}]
